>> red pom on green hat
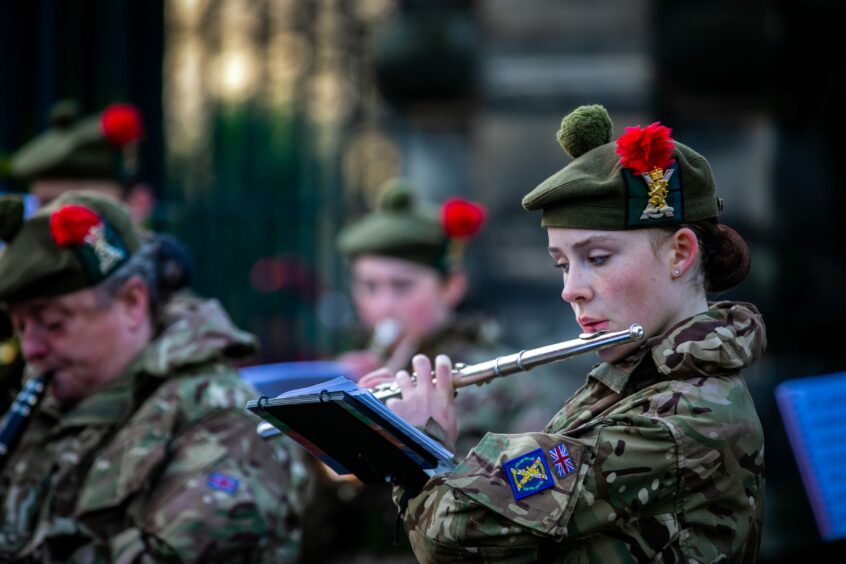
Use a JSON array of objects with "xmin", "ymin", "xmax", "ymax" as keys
[
  {"xmin": 442, "ymin": 198, "xmax": 486, "ymax": 239},
  {"xmin": 50, "ymin": 205, "xmax": 101, "ymax": 247},
  {"xmin": 616, "ymin": 122, "xmax": 675, "ymax": 175},
  {"xmin": 100, "ymin": 104, "xmax": 144, "ymax": 147}
]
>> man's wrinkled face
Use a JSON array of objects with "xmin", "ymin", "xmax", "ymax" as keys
[
  {"xmin": 350, "ymin": 255, "xmax": 452, "ymax": 340},
  {"xmin": 8, "ymin": 287, "xmax": 136, "ymax": 405}
]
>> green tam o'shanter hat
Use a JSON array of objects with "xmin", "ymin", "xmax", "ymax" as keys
[
  {"xmin": 9, "ymin": 100, "xmax": 144, "ymax": 184},
  {"xmin": 337, "ymin": 178, "xmax": 486, "ymax": 272},
  {"xmin": 0, "ymin": 190, "xmax": 141, "ymax": 303},
  {"xmin": 522, "ymin": 104, "xmax": 722, "ymax": 229}
]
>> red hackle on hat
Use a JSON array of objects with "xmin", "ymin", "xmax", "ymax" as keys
[
  {"xmin": 442, "ymin": 198, "xmax": 486, "ymax": 239},
  {"xmin": 616, "ymin": 122, "xmax": 675, "ymax": 175},
  {"xmin": 100, "ymin": 104, "xmax": 144, "ymax": 147},
  {"xmin": 50, "ymin": 205, "xmax": 101, "ymax": 247}
]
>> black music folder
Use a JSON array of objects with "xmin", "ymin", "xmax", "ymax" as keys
[{"xmin": 246, "ymin": 377, "xmax": 456, "ymax": 492}]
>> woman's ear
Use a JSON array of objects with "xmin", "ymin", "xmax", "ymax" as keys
[
  {"xmin": 443, "ymin": 271, "xmax": 468, "ymax": 309},
  {"xmin": 670, "ymin": 227, "xmax": 700, "ymax": 279}
]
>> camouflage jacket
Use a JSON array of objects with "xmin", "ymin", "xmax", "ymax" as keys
[
  {"xmin": 401, "ymin": 301, "xmax": 766, "ymax": 563},
  {"xmin": 0, "ymin": 297, "xmax": 299, "ymax": 563}
]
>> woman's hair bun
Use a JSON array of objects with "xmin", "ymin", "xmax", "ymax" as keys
[{"xmin": 707, "ymin": 224, "xmax": 751, "ymax": 292}]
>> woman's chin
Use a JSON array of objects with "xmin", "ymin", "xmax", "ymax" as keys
[{"xmin": 598, "ymin": 342, "xmax": 636, "ymax": 364}]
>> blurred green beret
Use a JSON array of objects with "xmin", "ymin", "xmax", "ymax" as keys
[
  {"xmin": 337, "ymin": 178, "xmax": 450, "ymax": 271},
  {"xmin": 0, "ymin": 190, "xmax": 141, "ymax": 303},
  {"xmin": 522, "ymin": 104, "xmax": 720, "ymax": 229},
  {"xmin": 9, "ymin": 100, "xmax": 143, "ymax": 184}
]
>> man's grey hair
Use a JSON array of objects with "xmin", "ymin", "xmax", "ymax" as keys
[{"xmin": 93, "ymin": 241, "xmax": 161, "ymax": 315}]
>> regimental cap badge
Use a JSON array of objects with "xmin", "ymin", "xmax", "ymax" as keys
[
  {"xmin": 616, "ymin": 122, "xmax": 684, "ymax": 227},
  {"xmin": 49, "ymin": 204, "xmax": 129, "ymax": 281}
]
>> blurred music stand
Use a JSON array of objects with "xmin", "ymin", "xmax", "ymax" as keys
[
  {"xmin": 240, "ymin": 360, "xmax": 352, "ymax": 397},
  {"xmin": 776, "ymin": 371, "xmax": 846, "ymax": 541}
]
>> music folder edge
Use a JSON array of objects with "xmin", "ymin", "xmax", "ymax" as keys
[{"xmin": 246, "ymin": 376, "xmax": 456, "ymax": 493}]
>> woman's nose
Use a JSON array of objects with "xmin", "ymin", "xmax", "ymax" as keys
[{"xmin": 561, "ymin": 267, "xmax": 592, "ymax": 303}]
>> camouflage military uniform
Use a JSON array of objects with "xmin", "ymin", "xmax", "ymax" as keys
[
  {"xmin": 0, "ymin": 297, "xmax": 300, "ymax": 562},
  {"xmin": 400, "ymin": 301, "xmax": 766, "ymax": 563}
]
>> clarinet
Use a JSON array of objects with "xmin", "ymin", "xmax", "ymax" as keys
[{"xmin": 0, "ymin": 372, "xmax": 53, "ymax": 469}]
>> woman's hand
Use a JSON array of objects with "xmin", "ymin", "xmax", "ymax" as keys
[{"xmin": 364, "ymin": 354, "xmax": 458, "ymax": 447}]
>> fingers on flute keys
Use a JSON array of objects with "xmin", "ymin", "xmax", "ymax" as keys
[
  {"xmin": 434, "ymin": 355, "xmax": 453, "ymax": 395},
  {"xmin": 411, "ymin": 354, "xmax": 434, "ymax": 395}
]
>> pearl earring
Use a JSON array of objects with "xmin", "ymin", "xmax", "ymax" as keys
[{"xmin": 672, "ymin": 268, "xmax": 681, "ymax": 278}]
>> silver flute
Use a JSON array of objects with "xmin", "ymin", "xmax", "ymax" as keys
[
  {"xmin": 371, "ymin": 323, "xmax": 644, "ymax": 401},
  {"xmin": 256, "ymin": 324, "xmax": 643, "ymax": 438}
]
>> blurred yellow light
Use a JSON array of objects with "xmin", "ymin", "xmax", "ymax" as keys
[
  {"xmin": 170, "ymin": 0, "xmax": 208, "ymax": 29},
  {"xmin": 214, "ymin": 49, "xmax": 259, "ymax": 102},
  {"xmin": 307, "ymin": 70, "xmax": 356, "ymax": 125},
  {"xmin": 343, "ymin": 129, "xmax": 402, "ymax": 203}
]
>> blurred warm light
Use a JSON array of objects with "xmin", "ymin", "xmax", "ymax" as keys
[
  {"xmin": 307, "ymin": 70, "xmax": 356, "ymax": 125},
  {"xmin": 342, "ymin": 129, "xmax": 401, "ymax": 204},
  {"xmin": 169, "ymin": 0, "xmax": 209, "ymax": 29},
  {"xmin": 268, "ymin": 0, "xmax": 299, "ymax": 22},
  {"xmin": 164, "ymin": 35, "xmax": 207, "ymax": 160},
  {"xmin": 213, "ymin": 48, "xmax": 260, "ymax": 102},
  {"xmin": 353, "ymin": 0, "xmax": 398, "ymax": 25},
  {"xmin": 267, "ymin": 31, "xmax": 311, "ymax": 107}
]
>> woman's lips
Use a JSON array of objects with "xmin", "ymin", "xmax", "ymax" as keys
[{"xmin": 579, "ymin": 319, "xmax": 609, "ymax": 333}]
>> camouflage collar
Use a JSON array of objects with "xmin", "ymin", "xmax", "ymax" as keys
[
  {"xmin": 135, "ymin": 296, "xmax": 257, "ymax": 378},
  {"xmin": 650, "ymin": 301, "xmax": 765, "ymax": 378},
  {"xmin": 586, "ymin": 344, "xmax": 650, "ymax": 394},
  {"xmin": 588, "ymin": 301, "xmax": 765, "ymax": 392}
]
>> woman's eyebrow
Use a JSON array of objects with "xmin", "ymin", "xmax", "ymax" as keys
[
  {"xmin": 550, "ymin": 235, "xmax": 619, "ymax": 255},
  {"xmin": 572, "ymin": 235, "xmax": 618, "ymax": 251}
]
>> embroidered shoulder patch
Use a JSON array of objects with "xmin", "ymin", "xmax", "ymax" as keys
[
  {"xmin": 548, "ymin": 443, "xmax": 576, "ymax": 478},
  {"xmin": 503, "ymin": 448, "xmax": 555, "ymax": 500},
  {"xmin": 207, "ymin": 471, "xmax": 240, "ymax": 495}
]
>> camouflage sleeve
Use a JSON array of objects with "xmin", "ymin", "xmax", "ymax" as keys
[
  {"xmin": 402, "ymin": 420, "xmax": 680, "ymax": 562},
  {"xmin": 51, "ymin": 410, "xmax": 300, "ymax": 563},
  {"xmin": 130, "ymin": 410, "xmax": 299, "ymax": 562}
]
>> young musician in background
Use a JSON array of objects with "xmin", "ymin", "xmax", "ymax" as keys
[
  {"xmin": 300, "ymin": 178, "xmax": 565, "ymax": 562},
  {"xmin": 371, "ymin": 105, "xmax": 766, "ymax": 562}
]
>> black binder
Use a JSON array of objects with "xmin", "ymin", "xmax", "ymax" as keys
[{"xmin": 246, "ymin": 377, "xmax": 455, "ymax": 492}]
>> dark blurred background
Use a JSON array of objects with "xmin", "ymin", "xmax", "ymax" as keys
[{"xmin": 1, "ymin": 0, "xmax": 844, "ymax": 560}]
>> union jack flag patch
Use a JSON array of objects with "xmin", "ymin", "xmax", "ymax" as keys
[
  {"xmin": 548, "ymin": 443, "xmax": 575, "ymax": 478},
  {"xmin": 207, "ymin": 472, "xmax": 240, "ymax": 495}
]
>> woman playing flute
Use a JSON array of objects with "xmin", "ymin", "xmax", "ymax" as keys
[{"xmin": 360, "ymin": 104, "xmax": 766, "ymax": 563}]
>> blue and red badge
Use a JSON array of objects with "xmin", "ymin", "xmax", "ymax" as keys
[
  {"xmin": 207, "ymin": 472, "xmax": 240, "ymax": 495},
  {"xmin": 503, "ymin": 448, "xmax": 555, "ymax": 500},
  {"xmin": 548, "ymin": 443, "xmax": 576, "ymax": 478}
]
